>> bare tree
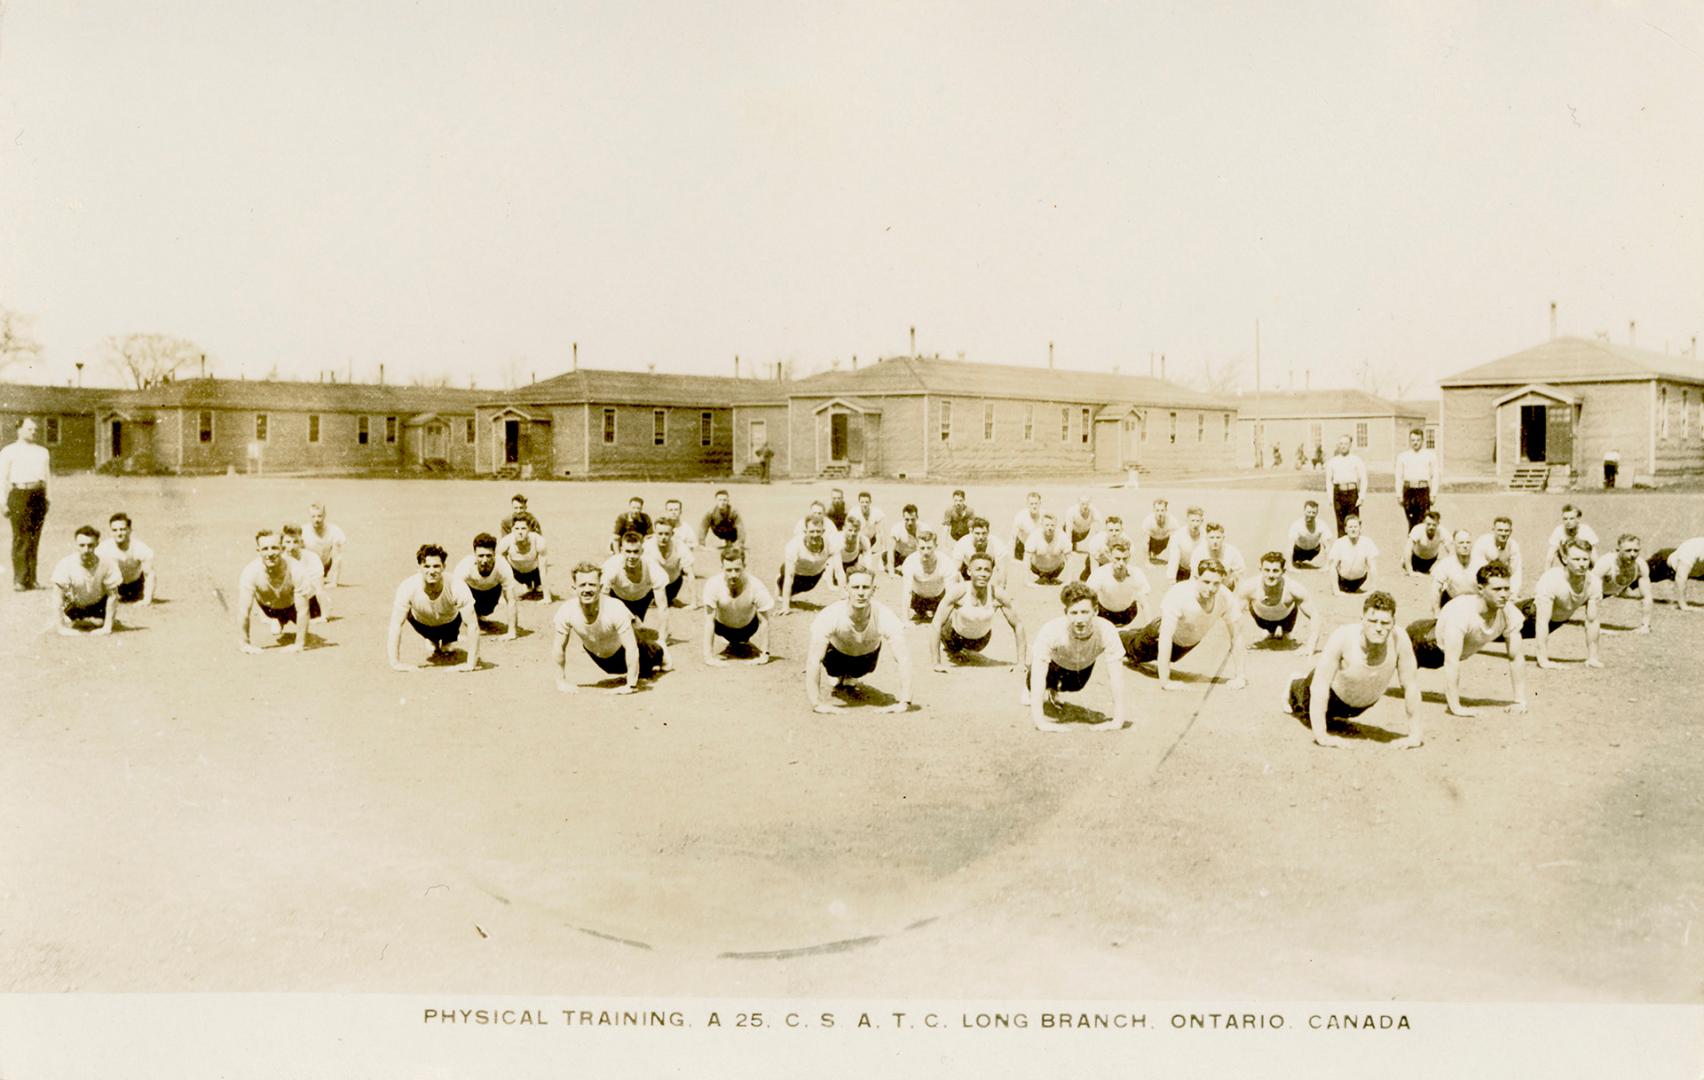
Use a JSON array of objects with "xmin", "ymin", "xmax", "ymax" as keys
[
  {"xmin": 0, "ymin": 307, "xmax": 44, "ymax": 375},
  {"xmin": 1353, "ymin": 356, "xmax": 1417, "ymax": 402},
  {"xmin": 102, "ymin": 333, "xmax": 204, "ymax": 389},
  {"xmin": 409, "ymin": 372, "xmax": 454, "ymax": 388},
  {"xmin": 496, "ymin": 357, "xmax": 530, "ymax": 390},
  {"xmin": 1188, "ymin": 354, "xmax": 1248, "ymax": 397}
]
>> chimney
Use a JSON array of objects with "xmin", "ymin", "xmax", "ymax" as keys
[
  {"xmin": 909, "ymin": 326, "xmax": 916, "ymax": 355},
  {"xmin": 379, "ymin": 363, "xmax": 385, "ymax": 385},
  {"xmin": 1629, "ymin": 320, "xmax": 1637, "ymax": 347},
  {"xmin": 1305, "ymin": 368, "xmax": 1311, "ymax": 389},
  {"xmin": 572, "ymin": 342, "xmax": 578, "ymax": 372},
  {"xmin": 330, "ymin": 371, "xmax": 336, "ymax": 384},
  {"xmin": 531, "ymin": 371, "xmax": 536, "ymax": 384},
  {"xmin": 1159, "ymin": 353, "xmax": 1166, "ymax": 380},
  {"xmin": 1549, "ymin": 301, "xmax": 1558, "ymax": 341},
  {"xmin": 1149, "ymin": 351, "xmax": 1155, "ymax": 377},
  {"xmin": 851, "ymin": 354, "xmax": 858, "ymax": 370},
  {"xmin": 734, "ymin": 354, "xmax": 740, "ymax": 378},
  {"xmin": 1048, "ymin": 341, "xmax": 1055, "ymax": 369},
  {"xmin": 199, "ymin": 353, "xmax": 206, "ymax": 379},
  {"xmin": 776, "ymin": 361, "xmax": 783, "ymax": 381}
]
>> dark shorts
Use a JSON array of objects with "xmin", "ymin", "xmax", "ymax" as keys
[
  {"xmin": 1027, "ymin": 659, "xmax": 1094, "ymax": 694},
  {"xmin": 1292, "ymin": 544, "xmax": 1321, "ymax": 566},
  {"xmin": 1337, "ymin": 572, "xmax": 1368, "ymax": 594},
  {"xmin": 64, "ymin": 599, "xmax": 108, "ymax": 622},
  {"xmin": 910, "ymin": 591, "xmax": 943, "ymax": 622},
  {"xmin": 1175, "ymin": 564, "xmax": 1191, "ymax": 583},
  {"xmin": 1410, "ymin": 553, "xmax": 1438, "ymax": 574},
  {"xmin": 1031, "ymin": 563, "xmax": 1064, "ymax": 584},
  {"xmin": 512, "ymin": 566, "xmax": 542, "ymax": 593},
  {"xmin": 1070, "ymin": 526, "xmax": 1090, "ymax": 548},
  {"xmin": 822, "ymin": 643, "xmax": 880, "ymax": 680},
  {"xmin": 664, "ymin": 575, "xmax": 685, "ymax": 605},
  {"xmin": 1147, "ymin": 535, "xmax": 1169, "ymax": 560},
  {"xmin": 940, "ymin": 622, "xmax": 991, "ymax": 655},
  {"xmin": 585, "ymin": 626, "xmax": 665, "ymax": 679},
  {"xmin": 1097, "ymin": 601, "xmax": 1139, "ymax": 628},
  {"xmin": 1406, "ymin": 619, "xmax": 1445, "ymax": 669},
  {"xmin": 407, "ymin": 611, "xmax": 463, "ymax": 647},
  {"xmin": 780, "ymin": 568, "xmax": 824, "ymax": 597},
  {"xmin": 1120, "ymin": 619, "xmax": 1199, "ymax": 667},
  {"xmin": 1253, "ymin": 606, "xmax": 1300, "ymax": 635},
  {"xmin": 1287, "ymin": 675, "xmax": 1372, "ymax": 722},
  {"xmin": 470, "ymin": 583, "xmax": 503, "ymax": 618},
  {"xmin": 257, "ymin": 599, "xmax": 299, "ymax": 626},
  {"xmin": 1514, "ymin": 598, "xmax": 1568, "ymax": 639},
  {"xmin": 1012, "ymin": 537, "xmax": 1025, "ymax": 561},
  {"xmin": 615, "ymin": 591, "xmax": 654, "ymax": 621},
  {"xmin": 307, "ymin": 595, "xmax": 322, "ymax": 621},
  {"xmin": 713, "ymin": 616, "xmax": 759, "ymax": 645},
  {"xmin": 116, "ymin": 575, "xmax": 146, "ymax": 603}
]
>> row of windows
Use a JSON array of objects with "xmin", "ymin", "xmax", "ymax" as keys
[
  {"xmin": 1657, "ymin": 388, "xmax": 1704, "ymax": 442},
  {"xmin": 600, "ymin": 409, "xmax": 716, "ymax": 447},
  {"xmin": 196, "ymin": 412, "xmax": 477, "ymax": 447},
  {"xmin": 938, "ymin": 401, "xmax": 1232, "ymax": 445}
]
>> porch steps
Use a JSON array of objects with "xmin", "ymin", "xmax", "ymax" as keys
[
  {"xmin": 819, "ymin": 464, "xmax": 851, "ymax": 479},
  {"xmin": 1508, "ymin": 466, "xmax": 1549, "ymax": 492}
]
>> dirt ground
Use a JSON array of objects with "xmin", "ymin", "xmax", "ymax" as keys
[{"xmin": 3, "ymin": 474, "xmax": 1702, "ymax": 1001}]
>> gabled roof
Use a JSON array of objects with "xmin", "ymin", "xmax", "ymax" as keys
[
  {"xmin": 402, "ymin": 410, "xmax": 472, "ymax": 427},
  {"xmin": 128, "ymin": 378, "xmax": 497, "ymax": 413},
  {"xmin": 1232, "ymin": 389, "xmax": 1423, "ymax": 420},
  {"xmin": 0, "ymin": 383, "xmax": 127, "ymax": 414},
  {"xmin": 789, "ymin": 355, "xmax": 1234, "ymax": 410},
  {"xmin": 1395, "ymin": 399, "xmax": 1440, "ymax": 424},
  {"xmin": 1439, "ymin": 336, "xmax": 1704, "ymax": 388},
  {"xmin": 811, "ymin": 397, "xmax": 882, "ymax": 415},
  {"xmin": 1492, "ymin": 383, "xmax": 1579, "ymax": 408},
  {"xmin": 514, "ymin": 368, "xmax": 788, "ymax": 407}
]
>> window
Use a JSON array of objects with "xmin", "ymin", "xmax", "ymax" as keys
[
  {"xmin": 653, "ymin": 409, "xmax": 667, "ymax": 446},
  {"xmin": 43, "ymin": 416, "xmax": 60, "ymax": 445},
  {"xmin": 199, "ymin": 410, "xmax": 214, "ymax": 444},
  {"xmin": 1355, "ymin": 421, "xmax": 1368, "ymax": 448},
  {"xmin": 255, "ymin": 414, "xmax": 268, "ymax": 442},
  {"xmin": 1023, "ymin": 405, "xmax": 1034, "ymax": 441},
  {"xmin": 1197, "ymin": 413, "xmax": 1205, "ymax": 442},
  {"xmin": 308, "ymin": 415, "xmax": 321, "ymax": 443},
  {"xmin": 1080, "ymin": 407, "xmax": 1091, "ymax": 445},
  {"xmin": 1168, "ymin": 411, "xmax": 1177, "ymax": 445},
  {"xmin": 1659, "ymin": 388, "xmax": 1669, "ymax": 440},
  {"xmin": 700, "ymin": 411, "xmax": 713, "ymax": 447},
  {"xmin": 940, "ymin": 400, "xmax": 952, "ymax": 442},
  {"xmin": 1425, "ymin": 427, "xmax": 1436, "ymax": 449},
  {"xmin": 357, "ymin": 416, "xmax": 369, "ymax": 445},
  {"xmin": 385, "ymin": 416, "xmax": 398, "ymax": 444},
  {"xmin": 1223, "ymin": 413, "xmax": 1231, "ymax": 441},
  {"xmin": 603, "ymin": 408, "xmax": 616, "ymax": 444},
  {"xmin": 983, "ymin": 402, "xmax": 995, "ymax": 441},
  {"xmin": 1060, "ymin": 407, "xmax": 1070, "ymax": 441},
  {"xmin": 465, "ymin": 418, "xmax": 476, "ymax": 444}
]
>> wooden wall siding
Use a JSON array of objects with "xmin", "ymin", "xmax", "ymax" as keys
[
  {"xmin": 1118, "ymin": 408, "xmax": 1238, "ymax": 477},
  {"xmin": 1653, "ymin": 380, "xmax": 1704, "ymax": 477},
  {"xmin": 731, "ymin": 404, "xmax": 790, "ymax": 477},
  {"xmin": 928, "ymin": 396, "xmax": 1096, "ymax": 477},
  {"xmin": 0, "ymin": 411, "xmax": 97, "ymax": 471},
  {"xmin": 1236, "ymin": 414, "xmax": 1422, "ymax": 471},
  {"xmin": 163, "ymin": 408, "xmax": 417, "ymax": 473},
  {"xmin": 579, "ymin": 404, "xmax": 733, "ymax": 478},
  {"xmin": 1440, "ymin": 386, "xmax": 1500, "ymax": 478}
]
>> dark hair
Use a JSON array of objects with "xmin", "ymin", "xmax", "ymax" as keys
[
  {"xmin": 846, "ymin": 567, "xmax": 876, "ymax": 584},
  {"xmin": 628, "ymin": 496, "xmax": 644, "ymax": 506},
  {"xmin": 714, "ymin": 488, "xmax": 729, "ymax": 498},
  {"xmin": 967, "ymin": 551, "xmax": 996, "ymax": 568},
  {"xmin": 1410, "ymin": 428, "xmax": 1425, "ymax": 438},
  {"xmin": 620, "ymin": 530, "xmax": 644, "ymax": 547},
  {"xmin": 1616, "ymin": 532, "xmax": 1639, "ymax": 547},
  {"xmin": 1107, "ymin": 539, "xmax": 1131, "ymax": 555},
  {"xmin": 1476, "ymin": 560, "xmax": 1511, "ymax": 586},
  {"xmin": 472, "ymin": 532, "xmax": 497, "ymax": 551},
  {"xmin": 1260, "ymin": 550, "xmax": 1287, "ymax": 568},
  {"xmin": 1424, "ymin": 509, "xmax": 1441, "ymax": 522},
  {"xmin": 917, "ymin": 528, "xmax": 938, "ymax": 543},
  {"xmin": 902, "ymin": 503, "xmax": 918, "ymax": 514},
  {"xmin": 416, "ymin": 543, "xmax": 448, "ymax": 565},
  {"xmin": 1561, "ymin": 503, "xmax": 1579, "ymax": 515},
  {"xmin": 1493, "ymin": 515, "xmax": 1512, "ymax": 528},
  {"xmin": 509, "ymin": 512, "xmax": 536, "ymax": 529},
  {"xmin": 511, "ymin": 493, "xmax": 528, "ymax": 504},
  {"xmin": 858, "ymin": 490, "xmax": 872, "ymax": 500},
  {"xmin": 1105, "ymin": 514, "xmax": 1123, "ymax": 526},
  {"xmin": 1205, "ymin": 521, "xmax": 1224, "ymax": 534},
  {"xmin": 1364, "ymin": 591, "xmax": 1397, "ymax": 615},
  {"xmin": 951, "ymin": 489, "xmax": 966, "ymax": 498},
  {"xmin": 280, "ymin": 523, "xmax": 303, "ymax": 539},
  {"xmin": 1059, "ymin": 581, "xmax": 1095, "ymax": 609},
  {"xmin": 1303, "ymin": 499, "xmax": 1319, "ymax": 510},
  {"xmin": 254, "ymin": 529, "xmax": 277, "ymax": 544},
  {"xmin": 109, "ymin": 512, "xmax": 132, "ymax": 526},
  {"xmin": 720, "ymin": 544, "xmax": 746, "ymax": 563},
  {"xmin": 1196, "ymin": 558, "xmax": 1227, "ymax": 579},
  {"xmin": 75, "ymin": 524, "xmax": 101, "ymax": 542},
  {"xmin": 970, "ymin": 516, "xmax": 990, "ymax": 530}
]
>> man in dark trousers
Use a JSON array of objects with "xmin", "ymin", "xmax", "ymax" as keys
[{"xmin": 1, "ymin": 418, "xmax": 51, "ymax": 590}]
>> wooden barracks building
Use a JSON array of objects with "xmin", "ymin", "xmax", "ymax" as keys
[{"xmin": 1439, "ymin": 335, "xmax": 1704, "ymax": 488}]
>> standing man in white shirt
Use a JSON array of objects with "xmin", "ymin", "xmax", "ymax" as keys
[
  {"xmin": 1394, "ymin": 428, "xmax": 1439, "ymax": 530},
  {"xmin": 51, "ymin": 524, "xmax": 120, "ymax": 635},
  {"xmin": 1, "ymin": 418, "xmax": 51, "ymax": 590},
  {"xmin": 387, "ymin": 543, "xmax": 479, "ymax": 672},
  {"xmin": 96, "ymin": 511, "xmax": 156, "ymax": 605},
  {"xmin": 1323, "ymin": 436, "xmax": 1369, "ymax": 536}
]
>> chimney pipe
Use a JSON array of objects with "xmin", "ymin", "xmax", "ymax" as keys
[
  {"xmin": 852, "ymin": 354, "xmax": 858, "ymax": 370},
  {"xmin": 734, "ymin": 354, "xmax": 740, "ymax": 378},
  {"xmin": 199, "ymin": 353, "xmax": 206, "ymax": 379},
  {"xmin": 909, "ymin": 326, "xmax": 916, "ymax": 355},
  {"xmin": 1305, "ymin": 368, "xmax": 1311, "ymax": 390},
  {"xmin": 379, "ymin": 363, "xmax": 385, "ymax": 385},
  {"xmin": 1549, "ymin": 301, "xmax": 1557, "ymax": 341},
  {"xmin": 1160, "ymin": 353, "xmax": 1166, "ymax": 380},
  {"xmin": 1629, "ymin": 320, "xmax": 1636, "ymax": 347},
  {"xmin": 1149, "ymin": 351, "xmax": 1155, "ymax": 377},
  {"xmin": 1048, "ymin": 341, "xmax": 1055, "ymax": 369},
  {"xmin": 572, "ymin": 342, "xmax": 578, "ymax": 372}
]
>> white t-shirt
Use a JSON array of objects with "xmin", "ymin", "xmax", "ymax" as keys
[
  {"xmin": 1087, "ymin": 564, "xmax": 1150, "ymax": 613},
  {"xmin": 1546, "ymin": 523, "xmax": 1600, "ymax": 565},
  {"xmin": 1531, "ymin": 566, "xmax": 1601, "ymax": 622},
  {"xmin": 392, "ymin": 574, "xmax": 473, "ymax": 627},
  {"xmin": 782, "ymin": 534, "xmax": 837, "ymax": 577},
  {"xmin": 1469, "ymin": 534, "xmax": 1523, "ymax": 589},
  {"xmin": 1437, "ymin": 594, "xmax": 1524, "ymax": 658},
  {"xmin": 811, "ymin": 600, "xmax": 904, "ymax": 657},
  {"xmin": 602, "ymin": 553, "xmax": 669, "ymax": 602},
  {"xmin": 95, "ymin": 537, "xmax": 153, "ymax": 584},
  {"xmin": 1139, "ymin": 512, "xmax": 1176, "ymax": 543},
  {"xmin": 1407, "ymin": 525, "xmax": 1445, "ymax": 560},
  {"xmin": 1324, "ymin": 453, "xmax": 1368, "ymax": 489},
  {"xmin": 1164, "ymin": 528, "xmax": 1202, "ymax": 570},
  {"xmin": 0, "ymin": 439, "xmax": 50, "ymax": 485},
  {"xmin": 1328, "ymin": 536, "xmax": 1378, "ymax": 579},
  {"xmin": 663, "ymin": 519, "xmax": 698, "ymax": 552},
  {"xmin": 552, "ymin": 598, "xmax": 633, "ymax": 658},
  {"xmin": 239, "ymin": 557, "xmax": 310, "ymax": 610},
  {"xmin": 301, "ymin": 522, "xmax": 347, "ymax": 568},
  {"xmin": 1288, "ymin": 517, "xmax": 1329, "ymax": 552},
  {"xmin": 1192, "ymin": 542, "xmax": 1246, "ymax": 582},
  {"xmin": 643, "ymin": 536, "xmax": 694, "ymax": 583},
  {"xmin": 1064, "ymin": 504, "xmax": 1101, "ymax": 537},
  {"xmin": 1592, "ymin": 552, "xmax": 1647, "ymax": 596},
  {"xmin": 1025, "ymin": 529, "xmax": 1070, "ymax": 574},
  {"xmin": 953, "ymin": 532, "xmax": 1009, "ymax": 571},
  {"xmin": 288, "ymin": 553, "xmax": 324, "ymax": 599},
  {"xmin": 943, "ymin": 581, "xmax": 1004, "ymax": 639},
  {"xmin": 1033, "ymin": 615, "xmax": 1122, "ymax": 672},
  {"xmin": 1159, "ymin": 580, "xmax": 1237, "ymax": 648},
  {"xmin": 498, "ymin": 532, "xmax": 546, "ymax": 573},
  {"xmin": 1010, "ymin": 507, "xmax": 1046, "ymax": 544},
  {"xmin": 454, "ymin": 553, "xmax": 515, "ymax": 593},
  {"xmin": 702, "ymin": 572, "xmax": 774, "ymax": 628},
  {"xmin": 1395, "ymin": 448, "xmax": 1438, "ymax": 487},
  {"xmin": 900, "ymin": 551, "xmax": 950, "ymax": 599},
  {"xmin": 889, "ymin": 523, "xmax": 922, "ymax": 561},
  {"xmin": 1321, "ymin": 623, "xmax": 1403, "ymax": 709},
  {"xmin": 1432, "ymin": 553, "xmax": 1477, "ymax": 600},
  {"xmin": 852, "ymin": 505, "xmax": 887, "ymax": 538},
  {"xmin": 52, "ymin": 554, "xmax": 121, "ymax": 607},
  {"xmin": 1239, "ymin": 576, "xmax": 1308, "ymax": 621}
]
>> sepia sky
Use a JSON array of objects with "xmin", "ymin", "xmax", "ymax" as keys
[{"xmin": 1, "ymin": 1, "xmax": 1701, "ymax": 394}]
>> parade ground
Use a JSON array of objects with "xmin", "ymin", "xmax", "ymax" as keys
[{"xmin": 3, "ymin": 474, "xmax": 1702, "ymax": 1002}]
